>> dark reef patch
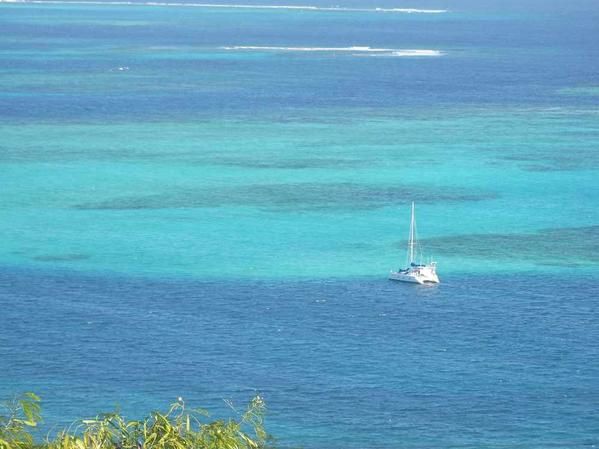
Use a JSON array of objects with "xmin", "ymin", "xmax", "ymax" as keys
[
  {"xmin": 500, "ymin": 146, "xmax": 599, "ymax": 172},
  {"xmin": 204, "ymin": 156, "xmax": 364, "ymax": 170},
  {"xmin": 0, "ymin": 146, "xmax": 363, "ymax": 169},
  {"xmin": 32, "ymin": 254, "xmax": 91, "ymax": 262},
  {"xmin": 422, "ymin": 225, "xmax": 599, "ymax": 265},
  {"xmin": 73, "ymin": 183, "xmax": 498, "ymax": 212}
]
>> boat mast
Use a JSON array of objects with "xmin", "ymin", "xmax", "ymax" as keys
[{"xmin": 408, "ymin": 202, "xmax": 415, "ymax": 264}]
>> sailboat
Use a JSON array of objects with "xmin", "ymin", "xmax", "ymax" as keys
[{"xmin": 389, "ymin": 202, "xmax": 440, "ymax": 284}]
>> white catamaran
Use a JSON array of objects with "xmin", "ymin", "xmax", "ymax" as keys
[{"xmin": 389, "ymin": 202, "xmax": 440, "ymax": 284}]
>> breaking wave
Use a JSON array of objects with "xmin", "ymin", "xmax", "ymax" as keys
[
  {"xmin": 222, "ymin": 46, "xmax": 445, "ymax": 56},
  {"xmin": 222, "ymin": 45, "xmax": 394, "ymax": 52},
  {"xmin": 0, "ymin": 0, "xmax": 447, "ymax": 13},
  {"xmin": 373, "ymin": 49, "xmax": 444, "ymax": 57}
]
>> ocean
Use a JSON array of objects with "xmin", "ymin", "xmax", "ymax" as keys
[{"xmin": 1, "ymin": 0, "xmax": 598, "ymax": 447}]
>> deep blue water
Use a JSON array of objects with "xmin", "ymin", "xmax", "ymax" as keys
[
  {"xmin": 2, "ymin": 268, "xmax": 599, "ymax": 448},
  {"xmin": 1, "ymin": 0, "xmax": 599, "ymax": 447}
]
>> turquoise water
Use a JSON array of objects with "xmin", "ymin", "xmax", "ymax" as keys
[
  {"xmin": 3, "ymin": 110, "xmax": 599, "ymax": 277},
  {"xmin": 1, "ymin": 1, "xmax": 599, "ymax": 447}
]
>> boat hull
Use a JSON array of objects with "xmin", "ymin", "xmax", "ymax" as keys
[{"xmin": 389, "ymin": 267, "xmax": 440, "ymax": 284}]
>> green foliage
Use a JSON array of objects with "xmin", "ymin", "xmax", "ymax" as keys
[
  {"xmin": 0, "ymin": 392, "xmax": 42, "ymax": 449},
  {"xmin": 1, "ymin": 394, "xmax": 270, "ymax": 449}
]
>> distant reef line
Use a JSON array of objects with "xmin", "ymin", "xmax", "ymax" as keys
[{"xmin": 0, "ymin": 0, "xmax": 448, "ymax": 14}]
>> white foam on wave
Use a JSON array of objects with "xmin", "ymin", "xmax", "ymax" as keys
[
  {"xmin": 222, "ymin": 45, "xmax": 395, "ymax": 52},
  {"xmin": 375, "ymin": 49, "xmax": 444, "ymax": 57},
  {"xmin": 222, "ymin": 46, "xmax": 445, "ymax": 56},
  {"xmin": 0, "ymin": 0, "xmax": 447, "ymax": 13},
  {"xmin": 375, "ymin": 7, "xmax": 447, "ymax": 13}
]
